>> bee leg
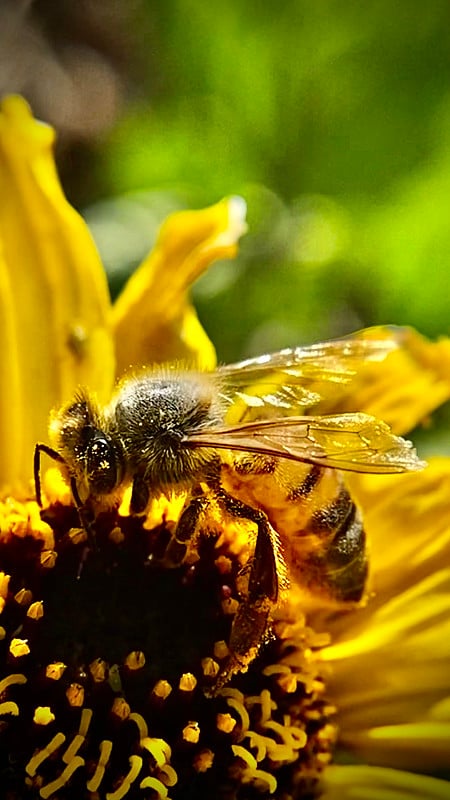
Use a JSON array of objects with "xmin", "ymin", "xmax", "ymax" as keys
[
  {"xmin": 34, "ymin": 443, "xmax": 66, "ymax": 507},
  {"xmin": 164, "ymin": 495, "xmax": 209, "ymax": 566},
  {"xmin": 34, "ymin": 445, "xmax": 98, "ymax": 574},
  {"xmin": 215, "ymin": 491, "xmax": 279, "ymax": 682},
  {"xmin": 130, "ymin": 473, "xmax": 150, "ymax": 514}
]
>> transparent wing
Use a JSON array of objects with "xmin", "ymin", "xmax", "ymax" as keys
[
  {"xmin": 217, "ymin": 327, "xmax": 405, "ymax": 415},
  {"xmin": 184, "ymin": 412, "xmax": 425, "ymax": 474}
]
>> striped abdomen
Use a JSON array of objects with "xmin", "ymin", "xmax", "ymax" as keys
[{"xmin": 221, "ymin": 455, "xmax": 368, "ymax": 606}]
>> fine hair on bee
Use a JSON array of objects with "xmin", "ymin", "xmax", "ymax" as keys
[{"xmin": 34, "ymin": 331, "xmax": 425, "ymax": 682}]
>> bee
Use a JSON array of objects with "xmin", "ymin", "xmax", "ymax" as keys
[{"xmin": 34, "ymin": 330, "xmax": 424, "ymax": 679}]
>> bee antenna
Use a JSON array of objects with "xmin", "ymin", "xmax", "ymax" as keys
[{"xmin": 34, "ymin": 443, "xmax": 67, "ymax": 507}]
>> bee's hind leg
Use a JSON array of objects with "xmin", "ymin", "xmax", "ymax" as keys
[{"xmin": 214, "ymin": 491, "xmax": 281, "ymax": 685}]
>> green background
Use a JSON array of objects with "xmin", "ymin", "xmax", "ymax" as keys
[
  {"xmin": 12, "ymin": 1, "xmax": 450, "ymax": 365},
  {"xmin": 80, "ymin": 1, "xmax": 450, "ymax": 363}
]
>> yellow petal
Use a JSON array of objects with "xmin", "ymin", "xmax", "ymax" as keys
[
  {"xmin": 0, "ymin": 96, "xmax": 115, "ymax": 492},
  {"xmin": 323, "ymin": 765, "xmax": 450, "ymax": 800},
  {"xmin": 319, "ymin": 458, "xmax": 450, "ymax": 772},
  {"xmin": 112, "ymin": 196, "xmax": 247, "ymax": 375},
  {"xmin": 318, "ymin": 326, "xmax": 450, "ymax": 435},
  {"xmin": 346, "ymin": 457, "xmax": 450, "ymax": 595}
]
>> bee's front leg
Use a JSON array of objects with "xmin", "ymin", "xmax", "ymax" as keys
[
  {"xmin": 130, "ymin": 472, "xmax": 150, "ymax": 514},
  {"xmin": 163, "ymin": 494, "xmax": 209, "ymax": 566}
]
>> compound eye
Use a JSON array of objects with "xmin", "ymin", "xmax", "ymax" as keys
[{"xmin": 86, "ymin": 435, "xmax": 118, "ymax": 494}]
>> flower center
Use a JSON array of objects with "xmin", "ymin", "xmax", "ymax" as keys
[{"xmin": 0, "ymin": 498, "xmax": 337, "ymax": 799}]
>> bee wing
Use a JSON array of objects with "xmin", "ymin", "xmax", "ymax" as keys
[
  {"xmin": 185, "ymin": 412, "xmax": 426, "ymax": 474},
  {"xmin": 217, "ymin": 327, "xmax": 404, "ymax": 413}
]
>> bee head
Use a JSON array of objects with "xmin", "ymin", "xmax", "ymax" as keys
[{"xmin": 50, "ymin": 391, "xmax": 124, "ymax": 500}]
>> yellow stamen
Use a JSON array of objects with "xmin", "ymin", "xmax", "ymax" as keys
[
  {"xmin": 179, "ymin": 672, "xmax": 197, "ymax": 692},
  {"xmin": 62, "ymin": 734, "xmax": 85, "ymax": 764},
  {"xmin": 182, "ymin": 721, "xmax": 200, "ymax": 743},
  {"xmin": 193, "ymin": 749, "xmax": 214, "ymax": 772},
  {"xmin": 25, "ymin": 732, "xmax": 66, "ymax": 776},
  {"xmin": 14, "ymin": 588, "xmax": 33, "ymax": 606},
  {"xmin": 65, "ymin": 683, "xmax": 84, "ymax": 707},
  {"xmin": 129, "ymin": 711, "xmax": 148, "ymax": 740},
  {"xmin": 141, "ymin": 737, "xmax": 171, "ymax": 767},
  {"xmin": 86, "ymin": 739, "xmax": 113, "ymax": 792},
  {"xmin": 111, "ymin": 697, "xmax": 130, "ymax": 720},
  {"xmin": 152, "ymin": 679, "xmax": 172, "ymax": 699},
  {"xmin": 216, "ymin": 713, "xmax": 237, "ymax": 734},
  {"xmin": 9, "ymin": 637, "xmax": 30, "ymax": 657},
  {"xmin": 0, "ymin": 672, "xmax": 27, "ymax": 693},
  {"xmin": 89, "ymin": 658, "xmax": 107, "ymax": 682},
  {"xmin": 213, "ymin": 640, "xmax": 230, "ymax": 660},
  {"xmin": 201, "ymin": 657, "xmax": 220, "ymax": 677},
  {"xmin": 45, "ymin": 662, "xmax": 66, "ymax": 680},
  {"xmin": 39, "ymin": 756, "xmax": 85, "ymax": 799},
  {"xmin": 106, "ymin": 755, "xmax": 143, "ymax": 800},
  {"xmin": 158, "ymin": 763, "xmax": 178, "ymax": 785},
  {"xmin": 139, "ymin": 776, "xmax": 169, "ymax": 798},
  {"xmin": 33, "ymin": 706, "xmax": 55, "ymax": 725},
  {"xmin": 79, "ymin": 708, "xmax": 93, "ymax": 736},
  {"xmin": 27, "ymin": 600, "xmax": 44, "ymax": 619},
  {"xmin": 124, "ymin": 650, "xmax": 146, "ymax": 670},
  {"xmin": 0, "ymin": 701, "xmax": 19, "ymax": 715}
]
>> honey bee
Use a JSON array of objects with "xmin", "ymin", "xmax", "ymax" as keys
[{"xmin": 35, "ymin": 330, "xmax": 424, "ymax": 679}]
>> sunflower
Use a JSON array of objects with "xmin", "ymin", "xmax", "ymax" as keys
[{"xmin": 0, "ymin": 96, "xmax": 449, "ymax": 800}]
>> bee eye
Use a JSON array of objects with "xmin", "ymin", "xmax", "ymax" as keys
[{"xmin": 86, "ymin": 434, "xmax": 118, "ymax": 494}]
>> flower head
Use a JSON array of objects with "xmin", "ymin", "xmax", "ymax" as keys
[{"xmin": 0, "ymin": 96, "xmax": 450, "ymax": 800}]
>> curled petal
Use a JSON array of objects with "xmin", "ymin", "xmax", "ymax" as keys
[
  {"xmin": 318, "ymin": 326, "xmax": 450, "ymax": 435},
  {"xmin": 112, "ymin": 196, "xmax": 247, "ymax": 374},
  {"xmin": 0, "ymin": 96, "xmax": 114, "ymax": 491}
]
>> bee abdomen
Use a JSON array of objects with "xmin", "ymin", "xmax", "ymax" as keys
[
  {"xmin": 306, "ymin": 500, "xmax": 368, "ymax": 603},
  {"xmin": 287, "ymin": 464, "xmax": 322, "ymax": 499},
  {"xmin": 310, "ymin": 486, "xmax": 354, "ymax": 536}
]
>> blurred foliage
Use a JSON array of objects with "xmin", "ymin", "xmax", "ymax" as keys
[
  {"xmin": 4, "ymin": 0, "xmax": 450, "ymax": 367},
  {"xmin": 83, "ymin": 0, "xmax": 450, "ymax": 363}
]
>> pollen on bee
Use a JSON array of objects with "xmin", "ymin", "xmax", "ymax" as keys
[
  {"xmin": 68, "ymin": 527, "xmax": 87, "ymax": 545},
  {"xmin": 221, "ymin": 596, "xmax": 239, "ymax": 615},
  {"xmin": 40, "ymin": 550, "xmax": 57, "ymax": 569},
  {"xmin": 109, "ymin": 525, "xmax": 125, "ymax": 544},
  {"xmin": 214, "ymin": 554, "xmax": 232, "ymax": 574}
]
